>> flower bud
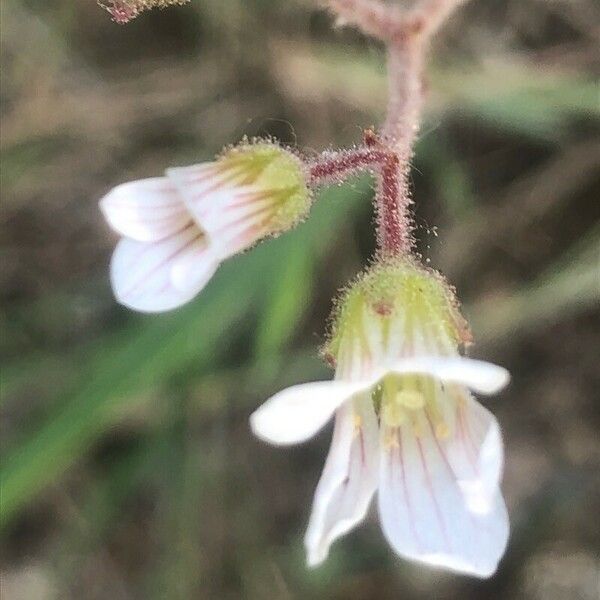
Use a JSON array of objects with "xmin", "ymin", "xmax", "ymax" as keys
[
  {"xmin": 99, "ymin": 140, "xmax": 311, "ymax": 312},
  {"xmin": 167, "ymin": 141, "xmax": 312, "ymax": 259},
  {"xmin": 252, "ymin": 258, "xmax": 510, "ymax": 577}
]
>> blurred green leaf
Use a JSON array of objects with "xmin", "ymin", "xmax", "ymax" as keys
[
  {"xmin": 304, "ymin": 46, "xmax": 598, "ymax": 140},
  {"xmin": 0, "ymin": 178, "xmax": 372, "ymax": 529},
  {"xmin": 253, "ymin": 238, "xmax": 314, "ymax": 360},
  {"xmin": 417, "ymin": 135, "xmax": 477, "ymax": 219},
  {"xmin": 55, "ymin": 434, "xmax": 165, "ymax": 554},
  {"xmin": 433, "ymin": 60, "xmax": 599, "ymax": 140}
]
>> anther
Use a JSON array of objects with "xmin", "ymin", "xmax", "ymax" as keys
[
  {"xmin": 352, "ymin": 413, "xmax": 363, "ymax": 435},
  {"xmin": 396, "ymin": 389, "xmax": 425, "ymax": 410},
  {"xmin": 435, "ymin": 422, "xmax": 450, "ymax": 440}
]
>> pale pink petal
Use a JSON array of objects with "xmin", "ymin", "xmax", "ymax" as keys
[
  {"xmin": 382, "ymin": 356, "xmax": 510, "ymax": 396},
  {"xmin": 378, "ymin": 402, "xmax": 508, "ymax": 578},
  {"xmin": 249, "ymin": 381, "xmax": 366, "ymax": 446},
  {"xmin": 166, "ymin": 162, "xmax": 228, "ymax": 198},
  {"xmin": 428, "ymin": 386, "xmax": 505, "ymax": 514},
  {"xmin": 110, "ymin": 225, "xmax": 219, "ymax": 313},
  {"xmin": 167, "ymin": 165, "xmax": 275, "ymax": 259},
  {"xmin": 304, "ymin": 395, "xmax": 379, "ymax": 567},
  {"xmin": 100, "ymin": 177, "xmax": 191, "ymax": 242}
]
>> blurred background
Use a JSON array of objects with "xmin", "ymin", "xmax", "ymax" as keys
[{"xmin": 1, "ymin": 0, "xmax": 599, "ymax": 598}]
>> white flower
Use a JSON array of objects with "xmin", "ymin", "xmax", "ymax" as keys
[
  {"xmin": 100, "ymin": 142, "xmax": 311, "ymax": 312},
  {"xmin": 251, "ymin": 260, "xmax": 510, "ymax": 578}
]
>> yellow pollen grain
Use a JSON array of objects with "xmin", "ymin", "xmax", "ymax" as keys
[
  {"xmin": 396, "ymin": 389, "xmax": 425, "ymax": 410},
  {"xmin": 435, "ymin": 422, "xmax": 450, "ymax": 440}
]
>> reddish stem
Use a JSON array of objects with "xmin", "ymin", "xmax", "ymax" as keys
[
  {"xmin": 378, "ymin": 151, "xmax": 410, "ymax": 256},
  {"xmin": 309, "ymin": 144, "xmax": 413, "ymax": 256},
  {"xmin": 312, "ymin": 0, "xmax": 467, "ymax": 258},
  {"xmin": 377, "ymin": 40, "xmax": 425, "ymax": 256},
  {"xmin": 309, "ymin": 148, "xmax": 388, "ymax": 185}
]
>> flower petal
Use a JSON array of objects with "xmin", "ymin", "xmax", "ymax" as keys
[
  {"xmin": 99, "ymin": 177, "xmax": 191, "ymax": 242},
  {"xmin": 378, "ymin": 397, "xmax": 508, "ymax": 578},
  {"xmin": 110, "ymin": 224, "xmax": 219, "ymax": 313},
  {"xmin": 440, "ymin": 387, "xmax": 505, "ymax": 514},
  {"xmin": 384, "ymin": 356, "xmax": 510, "ymax": 395},
  {"xmin": 167, "ymin": 164, "xmax": 277, "ymax": 259},
  {"xmin": 304, "ymin": 394, "xmax": 379, "ymax": 567},
  {"xmin": 250, "ymin": 381, "xmax": 365, "ymax": 446}
]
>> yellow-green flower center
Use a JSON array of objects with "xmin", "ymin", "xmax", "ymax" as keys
[
  {"xmin": 218, "ymin": 142, "xmax": 311, "ymax": 232},
  {"xmin": 375, "ymin": 374, "xmax": 451, "ymax": 441}
]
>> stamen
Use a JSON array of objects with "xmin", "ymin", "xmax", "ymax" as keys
[
  {"xmin": 382, "ymin": 401, "xmax": 407, "ymax": 428},
  {"xmin": 384, "ymin": 429, "xmax": 399, "ymax": 449},
  {"xmin": 379, "ymin": 374, "xmax": 453, "ymax": 440},
  {"xmin": 409, "ymin": 410, "xmax": 424, "ymax": 438},
  {"xmin": 423, "ymin": 378, "xmax": 452, "ymax": 440}
]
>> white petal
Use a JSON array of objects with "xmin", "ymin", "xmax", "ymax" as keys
[
  {"xmin": 304, "ymin": 395, "xmax": 379, "ymax": 567},
  {"xmin": 384, "ymin": 356, "xmax": 510, "ymax": 395},
  {"xmin": 110, "ymin": 225, "xmax": 219, "ymax": 313},
  {"xmin": 449, "ymin": 391, "xmax": 505, "ymax": 514},
  {"xmin": 377, "ymin": 399, "xmax": 508, "ymax": 578},
  {"xmin": 250, "ymin": 381, "xmax": 365, "ymax": 446},
  {"xmin": 99, "ymin": 177, "xmax": 191, "ymax": 242},
  {"xmin": 167, "ymin": 164, "xmax": 275, "ymax": 259}
]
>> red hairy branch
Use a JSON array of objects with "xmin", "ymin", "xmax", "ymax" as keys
[
  {"xmin": 309, "ymin": 147, "xmax": 390, "ymax": 184},
  {"xmin": 309, "ymin": 140, "xmax": 405, "ymax": 253},
  {"xmin": 317, "ymin": 0, "xmax": 468, "ymax": 257},
  {"xmin": 99, "ymin": 0, "xmax": 189, "ymax": 23}
]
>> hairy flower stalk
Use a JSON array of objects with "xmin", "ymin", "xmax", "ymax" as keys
[
  {"xmin": 309, "ymin": 135, "xmax": 409, "ymax": 255},
  {"xmin": 251, "ymin": 260, "xmax": 510, "ymax": 576},
  {"xmin": 100, "ymin": 141, "xmax": 311, "ymax": 312},
  {"xmin": 98, "ymin": 0, "xmax": 512, "ymax": 577},
  {"xmin": 309, "ymin": 0, "xmax": 469, "ymax": 257}
]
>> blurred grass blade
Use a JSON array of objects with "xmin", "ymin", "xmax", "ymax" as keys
[
  {"xmin": 1, "ymin": 263, "xmax": 258, "ymax": 529},
  {"xmin": 0, "ymin": 179, "xmax": 372, "ymax": 529},
  {"xmin": 253, "ymin": 239, "xmax": 314, "ymax": 360},
  {"xmin": 417, "ymin": 135, "xmax": 477, "ymax": 219},
  {"xmin": 433, "ymin": 60, "xmax": 600, "ymax": 140},
  {"xmin": 276, "ymin": 42, "xmax": 599, "ymax": 141}
]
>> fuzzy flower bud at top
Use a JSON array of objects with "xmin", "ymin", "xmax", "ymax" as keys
[
  {"xmin": 251, "ymin": 259, "xmax": 510, "ymax": 577},
  {"xmin": 99, "ymin": 141, "xmax": 311, "ymax": 312},
  {"xmin": 99, "ymin": 0, "xmax": 190, "ymax": 24}
]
